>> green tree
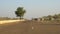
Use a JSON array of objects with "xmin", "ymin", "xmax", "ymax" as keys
[
  {"xmin": 47, "ymin": 15, "xmax": 52, "ymax": 20},
  {"xmin": 53, "ymin": 14, "xmax": 58, "ymax": 19},
  {"xmin": 15, "ymin": 7, "xmax": 26, "ymax": 19},
  {"xmin": 57, "ymin": 14, "xmax": 60, "ymax": 18}
]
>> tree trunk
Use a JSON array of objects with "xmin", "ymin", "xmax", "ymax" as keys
[{"xmin": 20, "ymin": 16, "xmax": 23, "ymax": 20}]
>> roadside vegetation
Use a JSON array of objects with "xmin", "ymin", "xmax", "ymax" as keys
[
  {"xmin": 32, "ymin": 13, "xmax": 60, "ymax": 24},
  {"xmin": 40, "ymin": 14, "xmax": 60, "ymax": 21},
  {"xmin": 0, "ymin": 17, "xmax": 11, "ymax": 21},
  {"xmin": 0, "ymin": 7, "xmax": 26, "ymax": 21},
  {"xmin": 15, "ymin": 7, "xmax": 26, "ymax": 19}
]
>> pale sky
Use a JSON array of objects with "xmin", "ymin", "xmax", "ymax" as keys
[{"xmin": 0, "ymin": 0, "xmax": 60, "ymax": 19}]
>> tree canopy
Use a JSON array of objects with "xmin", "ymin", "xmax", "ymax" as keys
[{"xmin": 15, "ymin": 7, "xmax": 26, "ymax": 19}]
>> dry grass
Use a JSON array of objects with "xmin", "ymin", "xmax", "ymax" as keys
[{"xmin": 0, "ymin": 19, "xmax": 25, "ymax": 24}]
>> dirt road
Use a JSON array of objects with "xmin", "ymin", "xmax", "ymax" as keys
[{"xmin": 0, "ymin": 21, "xmax": 60, "ymax": 34}]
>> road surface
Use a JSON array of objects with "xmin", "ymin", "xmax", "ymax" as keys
[{"xmin": 0, "ymin": 21, "xmax": 60, "ymax": 34}]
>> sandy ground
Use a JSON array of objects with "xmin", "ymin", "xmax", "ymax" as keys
[
  {"xmin": 0, "ymin": 21, "xmax": 60, "ymax": 34},
  {"xmin": 0, "ymin": 19, "xmax": 25, "ymax": 24}
]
